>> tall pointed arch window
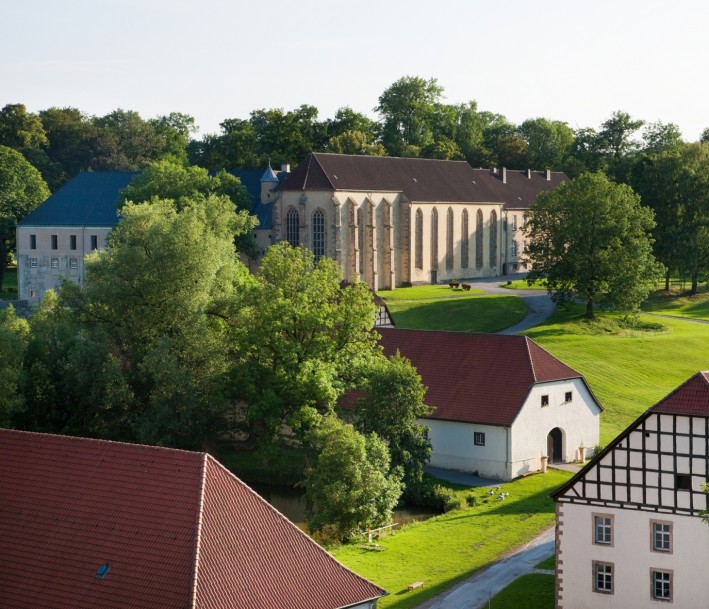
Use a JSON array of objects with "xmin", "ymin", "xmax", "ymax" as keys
[
  {"xmin": 430, "ymin": 208, "xmax": 438, "ymax": 268},
  {"xmin": 461, "ymin": 209, "xmax": 469, "ymax": 268},
  {"xmin": 286, "ymin": 207, "xmax": 299, "ymax": 247},
  {"xmin": 489, "ymin": 210, "xmax": 497, "ymax": 267},
  {"xmin": 446, "ymin": 207, "xmax": 454, "ymax": 269},
  {"xmin": 357, "ymin": 208, "xmax": 364, "ymax": 276},
  {"xmin": 475, "ymin": 209, "xmax": 483, "ymax": 269},
  {"xmin": 312, "ymin": 209, "xmax": 325, "ymax": 261},
  {"xmin": 415, "ymin": 209, "xmax": 423, "ymax": 270}
]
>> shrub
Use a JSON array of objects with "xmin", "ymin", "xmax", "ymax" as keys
[
  {"xmin": 461, "ymin": 283, "xmax": 471, "ymax": 291},
  {"xmin": 449, "ymin": 281, "xmax": 460, "ymax": 289},
  {"xmin": 403, "ymin": 474, "xmax": 455, "ymax": 511},
  {"xmin": 444, "ymin": 495, "xmax": 466, "ymax": 512},
  {"xmin": 464, "ymin": 492, "xmax": 478, "ymax": 507}
]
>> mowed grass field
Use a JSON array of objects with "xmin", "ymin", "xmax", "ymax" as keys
[
  {"xmin": 489, "ymin": 573, "xmax": 554, "ymax": 609},
  {"xmin": 378, "ymin": 285, "xmax": 527, "ymax": 333},
  {"xmin": 524, "ymin": 305, "xmax": 709, "ymax": 444},
  {"xmin": 642, "ymin": 289, "xmax": 709, "ymax": 321},
  {"xmin": 332, "ymin": 469, "xmax": 570, "ymax": 609}
]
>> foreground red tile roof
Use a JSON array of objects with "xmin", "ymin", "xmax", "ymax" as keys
[
  {"xmin": 377, "ymin": 328, "xmax": 587, "ymax": 426},
  {"xmin": 279, "ymin": 153, "xmax": 566, "ymax": 206},
  {"xmin": 0, "ymin": 429, "xmax": 384, "ymax": 609},
  {"xmin": 650, "ymin": 371, "xmax": 709, "ymax": 415}
]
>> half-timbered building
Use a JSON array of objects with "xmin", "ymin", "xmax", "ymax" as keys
[{"xmin": 552, "ymin": 371, "xmax": 709, "ymax": 608}]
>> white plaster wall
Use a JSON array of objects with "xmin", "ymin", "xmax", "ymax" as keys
[
  {"xmin": 17, "ymin": 226, "xmax": 110, "ymax": 302},
  {"xmin": 510, "ymin": 379, "xmax": 600, "ymax": 475},
  {"xmin": 558, "ymin": 502, "xmax": 709, "ymax": 609},
  {"xmin": 420, "ymin": 419, "xmax": 510, "ymax": 480}
]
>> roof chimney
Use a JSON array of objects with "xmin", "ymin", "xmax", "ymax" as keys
[
  {"xmin": 546, "ymin": 169, "xmax": 551, "ymax": 181},
  {"xmin": 501, "ymin": 167, "xmax": 507, "ymax": 184},
  {"xmin": 281, "ymin": 163, "xmax": 291, "ymax": 173},
  {"xmin": 526, "ymin": 169, "xmax": 532, "ymax": 179}
]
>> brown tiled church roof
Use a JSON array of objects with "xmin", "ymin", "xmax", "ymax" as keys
[
  {"xmin": 650, "ymin": 371, "xmax": 709, "ymax": 415},
  {"xmin": 279, "ymin": 153, "xmax": 566, "ymax": 207},
  {"xmin": 377, "ymin": 328, "xmax": 585, "ymax": 426},
  {"xmin": 0, "ymin": 429, "xmax": 384, "ymax": 609}
]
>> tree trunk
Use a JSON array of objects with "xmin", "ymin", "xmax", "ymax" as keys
[
  {"xmin": 585, "ymin": 299, "xmax": 595, "ymax": 319},
  {"xmin": 664, "ymin": 268, "xmax": 670, "ymax": 292},
  {"xmin": 691, "ymin": 271, "xmax": 699, "ymax": 295}
]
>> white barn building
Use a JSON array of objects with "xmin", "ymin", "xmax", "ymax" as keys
[
  {"xmin": 553, "ymin": 371, "xmax": 709, "ymax": 608},
  {"xmin": 377, "ymin": 328, "xmax": 602, "ymax": 480}
]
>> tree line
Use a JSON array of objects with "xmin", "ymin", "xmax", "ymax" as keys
[{"xmin": 4, "ymin": 76, "xmax": 708, "ymax": 195}]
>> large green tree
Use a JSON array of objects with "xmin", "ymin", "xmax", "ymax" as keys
[
  {"xmin": 0, "ymin": 145, "xmax": 50, "ymax": 290},
  {"xmin": 351, "ymin": 353, "xmax": 432, "ymax": 487},
  {"xmin": 228, "ymin": 243, "xmax": 377, "ymax": 446},
  {"xmin": 524, "ymin": 172, "xmax": 662, "ymax": 317},
  {"xmin": 305, "ymin": 414, "xmax": 403, "ymax": 541},
  {"xmin": 0, "ymin": 306, "xmax": 29, "ymax": 426},
  {"xmin": 61, "ymin": 195, "xmax": 254, "ymax": 447},
  {"xmin": 0, "ymin": 104, "xmax": 47, "ymax": 150}
]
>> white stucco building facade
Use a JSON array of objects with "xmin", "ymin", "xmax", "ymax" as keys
[
  {"xmin": 378, "ymin": 328, "xmax": 601, "ymax": 481},
  {"xmin": 553, "ymin": 372, "xmax": 709, "ymax": 608}
]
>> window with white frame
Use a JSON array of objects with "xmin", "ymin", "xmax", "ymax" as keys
[
  {"xmin": 510, "ymin": 241, "xmax": 517, "ymax": 257},
  {"xmin": 50, "ymin": 258, "xmax": 59, "ymax": 269},
  {"xmin": 30, "ymin": 258, "xmax": 37, "ymax": 268},
  {"xmin": 652, "ymin": 570, "xmax": 672, "ymax": 601},
  {"xmin": 651, "ymin": 521, "xmax": 672, "ymax": 553},
  {"xmin": 474, "ymin": 432, "xmax": 485, "ymax": 446},
  {"xmin": 70, "ymin": 258, "xmax": 78, "ymax": 270},
  {"xmin": 593, "ymin": 561, "xmax": 613, "ymax": 594},
  {"xmin": 594, "ymin": 514, "xmax": 613, "ymax": 545}
]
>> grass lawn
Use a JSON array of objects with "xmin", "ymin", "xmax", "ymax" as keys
[
  {"xmin": 377, "ymin": 285, "xmax": 527, "ymax": 333},
  {"xmin": 535, "ymin": 555, "xmax": 555, "ymax": 570},
  {"xmin": 523, "ymin": 305, "xmax": 709, "ymax": 444},
  {"xmin": 331, "ymin": 469, "xmax": 571, "ymax": 609},
  {"xmin": 489, "ymin": 573, "xmax": 554, "ymax": 609},
  {"xmin": 642, "ymin": 289, "xmax": 709, "ymax": 321},
  {"xmin": 500, "ymin": 279, "xmax": 547, "ymax": 290},
  {"xmin": 0, "ymin": 268, "xmax": 17, "ymax": 299}
]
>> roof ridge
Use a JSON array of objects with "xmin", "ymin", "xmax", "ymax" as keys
[
  {"xmin": 523, "ymin": 336, "xmax": 538, "ymax": 383},
  {"xmin": 204, "ymin": 455, "xmax": 386, "ymax": 596},
  {"xmin": 309, "ymin": 153, "xmax": 335, "ymax": 190},
  {"xmin": 189, "ymin": 454, "xmax": 208, "ymax": 609},
  {"xmin": 0, "ymin": 428, "xmax": 204, "ymax": 458}
]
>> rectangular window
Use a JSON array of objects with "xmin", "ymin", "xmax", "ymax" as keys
[
  {"xmin": 30, "ymin": 258, "xmax": 38, "ymax": 268},
  {"xmin": 30, "ymin": 234, "xmax": 37, "ymax": 249},
  {"xmin": 652, "ymin": 570, "xmax": 672, "ymax": 601},
  {"xmin": 676, "ymin": 473, "xmax": 691, "ymax": 491},
  {"xmin": 474, "ymin": 432, "xmax": 485, "ymax": 446},
  {"xmin": 565, "ymin": 391, "xmax": 573, "ymax": 403},
  {"xmin": 510, "ymin": 241, "xmax": 518, "ymax": 257},
  {"xmin": 651, "ymin": 521, "xmax": 672, "ymax": 553},
  {"xmin": 593, "ymin": 514, "xmax": 613, "ymax": 545},
  {"xmin": 91, "ymin": 235, "xmax": 98, "ymax": 250},
  {"xmin": 512, "ymin": 215, "xmax": 518, "ymax": 231},
  {"xmin": 70, "ymin": 235, "xmax": 77, "ymax": 250},
  {"xmin": 70, "ymin": 258, "xmax": 78, "ymax": 270},
  {"xmin": 50, "ymin": 258, "xmax": 59, "ymax": 269},
  {"xmin": 593, "ymin": 561, "xmax": 613, "ymax": 594},
  {"xmin": 541, "ymin": 395, "xmax": 549, "ymax": 407},
  {"xmin": 51, "ymin": 234, "xmax": 58, "ymax": 250}
]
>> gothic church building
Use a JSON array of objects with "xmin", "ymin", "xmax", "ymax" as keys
[{"xmin": 254, "ymin": 153, "xmax": 566, "ymax": 289}]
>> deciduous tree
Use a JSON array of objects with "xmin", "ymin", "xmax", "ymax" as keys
[
  {"xmin": 305, "ymin": 414, "xmax": 403, "ymax": 541},
  {"xmin": 524, "ymin": 172, "xmax": 662, "ymax": 317}
]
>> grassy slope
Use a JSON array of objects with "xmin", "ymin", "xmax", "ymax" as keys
[
  {"xmin": 642, "ymin": 289, "xmax": 709, "ymax": 321},
  {"xmin": 332, "ymin": 469, "xmax": 570, "ymax": 609},
  {"xmin": 378, "ymin": 285, "xmax": 527, "ymax": 333},
  {"xmin": 489, "ymin": 573, "xmax": 554, "ymax": 609},
  {"xmin": 524, "ymin": 306, "xmax": 709, "ymax": 444}
]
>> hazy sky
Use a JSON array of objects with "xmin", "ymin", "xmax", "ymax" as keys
[{"xmin": 4, "ymin": 0, "xmax": 708, "ymax": 140}]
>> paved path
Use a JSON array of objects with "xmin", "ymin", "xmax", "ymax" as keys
[
  {"xmin": 415, "ymin": 526, "xmax": 555, "ymax": 609},
  {"xmin": 462, "ymin": 273, "xmax": 556, "ymax": 335}
]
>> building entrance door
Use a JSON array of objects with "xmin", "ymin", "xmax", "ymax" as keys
[{"xmin": 547, "ymin": 428, "xmax": 563, "ymax": 463}]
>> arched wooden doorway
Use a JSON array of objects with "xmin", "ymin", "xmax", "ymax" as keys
[{"xmin": 547, "ymin": 428, "xmax": 563, "ymax": 463}]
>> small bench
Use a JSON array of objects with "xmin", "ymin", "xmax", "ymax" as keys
[{"xmin": 407, "ymin": 581, "xmax": 424, "ymax": 591}]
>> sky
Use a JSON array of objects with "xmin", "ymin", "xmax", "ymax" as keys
[{"xmin": 3, "ymin": 0, "xmax": 709, "ymax": 141}]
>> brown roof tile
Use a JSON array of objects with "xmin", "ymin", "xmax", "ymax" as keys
[
  {"xmin": 0, "ymin": 430, "xmax": 384, "ymax": 609},
  {"xmin": 377, "ymin": 328, "xmax": 583, "ymax": 426},
  {"xmin": 650, "ymin": 371, "xmax": 709, "ymax": 415},
  {"xmin": 278, "ymin": 153, "xmax": 567, "ymax": 209}
]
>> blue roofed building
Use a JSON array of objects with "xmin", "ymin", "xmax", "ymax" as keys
[{"xmin": 16, "ymin": 172, "xmax": 138, "ymax": 302}]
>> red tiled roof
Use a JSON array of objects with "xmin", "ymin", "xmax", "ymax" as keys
[
  {"xmin": 0, "ymin": 430, "xmax": 384, "ymax": 609},
  {"xmin": 377, "ymin": 328, "xmax": 583, "ymax": 426},
  {"xmin": 278, "ymin": 153, "xmax": 567, "ymax": 209},
  {"xmin": 650, "ymin": 371, "xmax": 709, "ymax": 415}
]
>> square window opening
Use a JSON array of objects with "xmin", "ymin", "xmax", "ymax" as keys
[
  {"xmin": 541, "ymin": 395, "xmax": 549, "ymax": 407},
  {"xmin": 474, "ymin": 432, "xmax": 485, "ymax": 446},
  {"xmin": 593, "ymin": 561, "xmax": 613, "ymax": 594},
  {"xmin": 676, "ymin": 473, "xmax": 691, "ymax": 491},
  {"xmin": 565, "ymin": 391, "xmax": 573, "ymax": 403}
]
